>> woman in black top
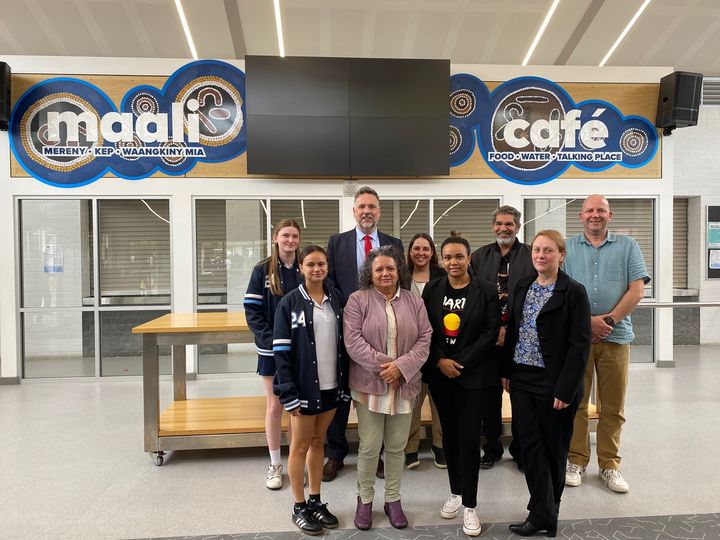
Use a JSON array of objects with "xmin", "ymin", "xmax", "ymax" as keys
[
  {"xmin": 421, "ymin": 236, "xmax": 499, "ymax": 537},
  {"xmin": 502, "ymin": 230, "xmax": 591, "ymax": 537}
]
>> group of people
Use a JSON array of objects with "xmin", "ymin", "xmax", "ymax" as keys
[{"xmin": 243, "ymin": 188, "xmax": 648, "ymax": 537}]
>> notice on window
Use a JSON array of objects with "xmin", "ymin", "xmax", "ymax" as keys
[
  {"xmin": 43, "ymin": 245, "xmax": 64, "ymax": 273},
  {"xmin": 709, "ymin": 223, "xmax": 720, "ymax": 249},
  {"xmin": 710, "ymin": 250, "xmax": 720, "ymax": 270}
]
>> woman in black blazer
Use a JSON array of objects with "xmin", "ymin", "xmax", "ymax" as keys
[
  {"xmin": 421, "ymin": 236, "xmax": 499, "ymax": 537},
  {"xmin": 502, "ymin": 230, "xmax": 591, "ymax": 537}
]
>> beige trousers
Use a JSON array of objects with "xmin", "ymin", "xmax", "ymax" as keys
[
  {"xmin": 568, "ymin": 342, "xmax": 630, "ymax": 470},
  {"xmin": 404, "ymin": 383, "xmax": 443, "ymax": 453}
]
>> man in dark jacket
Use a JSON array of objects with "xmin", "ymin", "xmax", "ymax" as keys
[
  {"xmin": 322, "ymin": 186, "xmax": 404, "ymax": 482},
  {"xmin": 470, "ymin": 205, "xmax": 535, "ymax": 469}
]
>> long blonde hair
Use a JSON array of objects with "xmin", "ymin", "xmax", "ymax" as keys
[{"xmin": 268, "ymin": 218, "xmax": 301, "ymax": 296}]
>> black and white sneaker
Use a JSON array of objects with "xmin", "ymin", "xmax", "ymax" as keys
[
  {"xmin": 309, "ymin": 501, "xmax": 339, "ymax": 528},
  {"xmin": 292, "ymin": 507, "xmax": 323, "ymax": 535}
]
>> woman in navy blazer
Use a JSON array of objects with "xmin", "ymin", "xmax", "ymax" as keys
[{"xmin": 502, "ymin": 230, "xmax": 591, "ymax": 537}]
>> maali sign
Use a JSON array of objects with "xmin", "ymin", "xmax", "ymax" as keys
[{"xmin": 10, "ymin": 60, "xmax": 246, "ymax": 187}]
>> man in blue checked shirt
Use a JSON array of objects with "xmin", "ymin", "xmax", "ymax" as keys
[{"xmin": 563, "ymin": 195, "xmax": 649, "ymax": 495}]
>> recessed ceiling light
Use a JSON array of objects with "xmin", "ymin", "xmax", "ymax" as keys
[
  {"xmin": 522, "ymin": 0, "xmax": 561, "ymax": 66},
  {"xmin": 599, "ymin": 0, "xmax": 652, "ymax": 67},
  {"xmin": 175, "ymin": 0, "xmax": 198, "ymax": 60},
  {"xmin": 274, "ymin": 0, "xmax": 286, "ymax": 58}
]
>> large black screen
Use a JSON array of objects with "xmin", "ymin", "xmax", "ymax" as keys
[{"xmin": 246, "ymin": 56, "xmax": 449, "ymax": 176}]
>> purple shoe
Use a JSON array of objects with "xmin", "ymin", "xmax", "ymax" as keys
[
  {"xmin": 384, "ymin": 500, "xmax": 408, "ymax": 529},
  {"xmin": 354, "ymin": 496, "xmax": 372, "ymax": 530}
]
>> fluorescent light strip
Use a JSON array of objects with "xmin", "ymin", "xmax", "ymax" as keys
[
  {"xmin": 522, "ymin": 0, "xmax": 561, "ymax": 66},
  {"xmin": 274, "ymin": 0, "xmax": 286, "ymax": 57},
  {"xmin": 175, "ymin": 0, "xmax": 198, "ymax": 59},
  {"xmin": 599, "ymin": 0, "xmax": 652, "ymax": 67}
]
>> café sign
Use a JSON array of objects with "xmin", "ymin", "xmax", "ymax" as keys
[{"xmin": 449, "ymin": 74, "xmax": 658, "ymax": 184}]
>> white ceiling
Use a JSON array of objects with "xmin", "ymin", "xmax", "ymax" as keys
[{"xmin": 0, "ymin": 0, "xmax": 717, "ymax": 75}]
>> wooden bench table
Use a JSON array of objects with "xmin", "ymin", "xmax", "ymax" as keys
[
  {"xmin": 133, "ymin": 312, "xmax": 256, "ymax": 465},
  {"xmin": 133, "ymin": 312, "xmax": 597, "ymax": 465}
]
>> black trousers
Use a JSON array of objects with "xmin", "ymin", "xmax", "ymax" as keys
[
  {"xmin": 324, "ymin": 398, "xmax": 350, "ymax": 461},
  {"xmin": 430, "ymin": 378, "xmax": 490, "ymax": 508},
  {"xmin": 510, "ymin": 365, "xmax": 579, "ymax": 529},
  {"xmin": 480, "ymin": 384, "xmax": 504, "ymax": 459}
]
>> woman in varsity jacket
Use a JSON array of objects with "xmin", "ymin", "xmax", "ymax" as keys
[
  {"xmin": 243, "ymin": 218, "xmax": 302, "ymax": 490},
  {"xmin": 273, "ymin": 245, "xmax": 349, "ymax": 536}
]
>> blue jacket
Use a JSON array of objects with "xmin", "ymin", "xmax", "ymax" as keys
[
  {"xmin": 272, "ymin": 283, "xmax": 350, "ymax": 412},
  {"xmin": 243, "ymin": 258, "xmax": 301, "ymax": 360}
]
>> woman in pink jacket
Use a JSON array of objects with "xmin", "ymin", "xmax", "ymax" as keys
[{"xmin": 343, "ymin": 244, "xmax": 432, "ymax": 531}]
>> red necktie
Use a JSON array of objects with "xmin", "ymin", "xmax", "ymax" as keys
[{"xmin": 364, "ymin": 235, "xmax": 372, "ymax": 258}]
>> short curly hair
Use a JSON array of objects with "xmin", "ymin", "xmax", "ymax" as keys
[{"xmin": 358, "ymin": 244, "xmax": 411, "ymax": 290}]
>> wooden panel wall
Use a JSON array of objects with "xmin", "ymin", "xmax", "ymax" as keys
[{"xmin": 10, "ymin": 74, "xmax": 661, "ymax": 180}]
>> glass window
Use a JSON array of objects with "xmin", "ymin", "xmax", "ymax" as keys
[
  {"xmin": 196, "ymin": 199, "xmax": 268, "ymax": 306},
  {"xmin": 379, "ymin": 199, "xmax": 430, "ymax": 247},
  {"xmin": 433, "ymin": 199, "xmax": 499, "ymax": 251},
  {"xmin": 22, "ymin": 311, "xmax": 95, "ymax": 378},
  {"xmin": 20, "ymin": 199, "xmax": 95, "ymax": 378},
  {"xmin": 20, "ymin": 199, "xmax": 93, "ymax": 308},
  {"xmin": 270, "ymin": 199, "xmax": 340, "ymax": 248},
  {"xmin": 196, "ymin": 199, "xmax": 340, "ymax": 308},
  {"xmin": 98, "ymin": 200, "xmax": 171, "ymax": 305},
  {"xmin": 523, "ymin": 198, "xmax": 654, "ymax": 292},
  {"xmin": 197, "ymin": 307, "xmax": 257, "ymax": 374},
  {"xmin": 523, "ymin": 197, "xmax": 655, "ymax": 363},
  {"xmin": 196, "ymin": 199, "xmax": 340, "ymax": 374},
  {"xmin": 100, "ymin": 310, "xmax": 171, "ymax": 376}
]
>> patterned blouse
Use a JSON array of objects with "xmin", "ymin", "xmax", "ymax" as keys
[{"xmin": 512, "ymin": 281, "xmax": 556, "ymax": 368}]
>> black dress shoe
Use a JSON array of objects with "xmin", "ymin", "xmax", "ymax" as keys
[
  {"xmin": 376, "ymin": 457, "xmax": 385, "ymax": 479},
  {"xmin": 322, "ymin": 459, "xmax": 344, "ymax": 482},
  {"xmin": 479, "ymin": 455, "xmax": 500, "ymax": 469},
  {"xmin": 509, "ymin": 519, "xmax": 556, "ymax": 537}
]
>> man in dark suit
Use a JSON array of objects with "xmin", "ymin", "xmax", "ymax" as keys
[
  {"xmin": 470, "ymin": 205, "xmax": 534, "ymax": 470},
  {"xmin": 322, "ymin": 186, "xmax": 404, "ymax": 482}
]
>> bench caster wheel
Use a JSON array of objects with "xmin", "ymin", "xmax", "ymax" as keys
[{"xmin": 150, "ymin": 451, "xmax": 165, "ymax": 466}]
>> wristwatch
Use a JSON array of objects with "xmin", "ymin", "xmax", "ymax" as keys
[{"xmin": 603, "ymin": 316, "xmax": 616, "ymax": 327}]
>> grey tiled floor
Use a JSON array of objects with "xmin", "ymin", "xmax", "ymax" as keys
[
  {"xmin": 136, "ymin": 513, "xmax": 720, "ymax": 539},
  {"xmin": 1, "ymin": 346, "xmax": 719, "ymax": 539}
]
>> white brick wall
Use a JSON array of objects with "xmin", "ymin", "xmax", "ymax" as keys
[
  {"xmin": 674, "ymin": 107, "xmax": 720, "ymax": 197},
  {"xmin": 673, "ymin": 107, "xmax": 720, "ymax": 343}
]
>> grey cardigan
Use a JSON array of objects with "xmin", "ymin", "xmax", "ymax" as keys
[{"xmin": 343, "ymin": 287, "xmax": 432, "ymax": 401}]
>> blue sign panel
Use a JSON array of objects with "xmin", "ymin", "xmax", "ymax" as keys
[
  {"xmin": 10, "ymin": 60, "xmax": 246, "ymax": 187},
  {"xmin": 449, "ymin": 74, "xmax": 658, "ymax": 184},
  {"xmin": 10, "ymin": 63, "xmax": 657, "ymax": 187}
]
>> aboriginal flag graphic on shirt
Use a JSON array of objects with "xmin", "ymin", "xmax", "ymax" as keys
[{"xmin": 442, "ymin": 283, "xmax": 469, "ymax": 351}]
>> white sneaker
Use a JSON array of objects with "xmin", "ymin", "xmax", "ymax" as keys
[
  {"xmin": 600, "ymin": 468, "xmax": 629, "ymax": 493},
  {"xmin": 462, "ymin": 507, "xmax": 482, "ymax": 536},
  {"xmin": 440, "ymin": 494, "xmax": 462, "ymax": 519},
  {"xmin": 565, "ymin": 463, "xmax": 586, "ymax": 487},
  {"xmin": 265, "ymin": 463, "xmax": 283, "ymax": 490}
]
